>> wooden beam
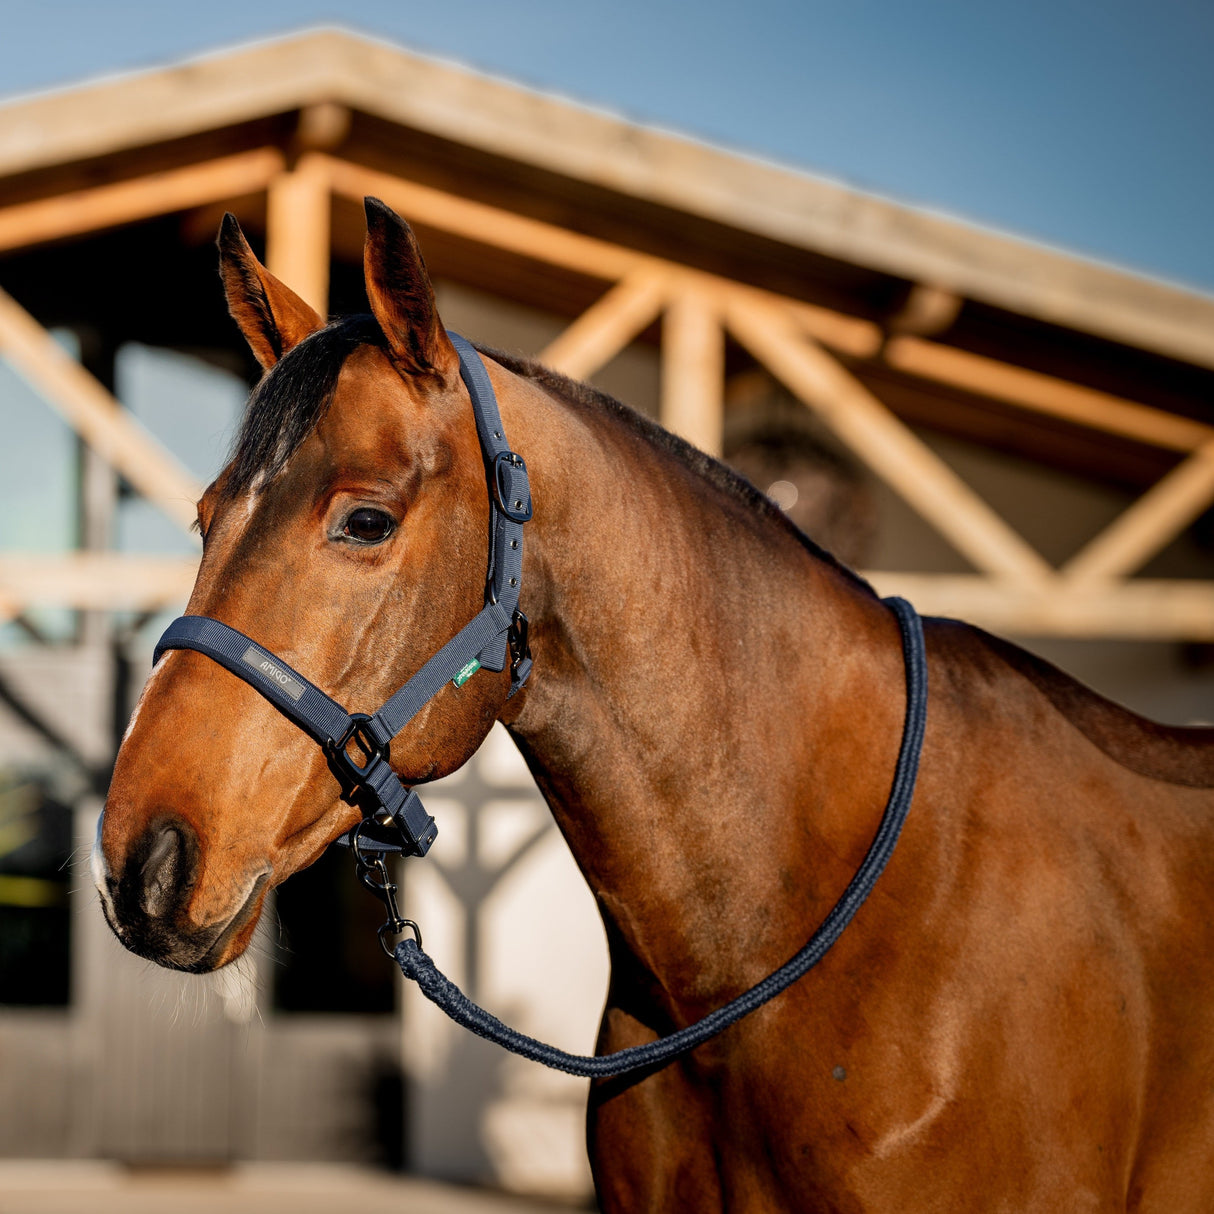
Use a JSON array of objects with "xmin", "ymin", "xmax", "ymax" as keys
[
  {"xmin": 725, "ymin": 294, "xmax": 1054, "ymax": 585},
  {"xmin": 884, "ymin": 336, "xmax": 1214, "ymax": 454},
  {"xmin": 0, "ymin": 554, "xmax": 198, "ymax": 619},
  {"xmin": 0, "ymin": 148, "xmax": 285, "ymax": 254},
  {"xmin": 538, "ymin": 269, "xmax": 668, "ymax": 379},
  {"xmin": 888, "ymin": 285, "xmax": 963, "ymax": 337},
  {"xmin": 295, "ymin": 102, "xmax": 352, "ymax": 153},
  {"xmin": 865, "ymin": 572, "xmax": 1214, "ymax": 641},
  {"xmin": 323, "ymin": 157, "xmax": 881, "ymax": 357},
  {"xmin": 662, "ymin": 287, "xmax": 725, "ymax": 457},
  {"xmin": 266, "ymin": 151, "xmax": 331, "ymax": 317},
  {"xmin": 782, "ymin": 297, "xmax": 882, "ymax": 360},
  {"xmin": 326, "ymin": 156, "xmax": 645, "ymax": 284},
  {"xmin": 1062, "ymin": 441, "xmax": 1214, "ymax": 585},
  {"xmin": 76, "ymin": 333, "xmax": 120, "ymax": 648},
  {"xmin": 0, "ymin": 289, "xmax": 202, "ymax": 533}
]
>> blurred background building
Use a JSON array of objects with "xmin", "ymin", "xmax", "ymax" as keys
[{"xmin": 0, "ymin": 26, "xmax": 1211, "ymax": 1204}]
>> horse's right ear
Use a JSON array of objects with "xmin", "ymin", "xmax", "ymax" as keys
[{"xmin": 217, "ymin": 214, "xmax": 324, "ymax": 370}]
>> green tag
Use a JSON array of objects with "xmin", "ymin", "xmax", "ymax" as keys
[{"xmin": 452, "ymin": 658, "xmax": 481, "ymax": 688}]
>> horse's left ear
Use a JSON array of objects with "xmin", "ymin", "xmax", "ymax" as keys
[{"xmin": 363, "ymin": 197, "xmax": 459, "ymax": 382}]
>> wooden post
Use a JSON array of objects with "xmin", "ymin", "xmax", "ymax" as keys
[
  {"xmin": 265, "ymin": 152, "xmax": 331, "ymax": 317},
  {"xmin": 662, "ymin": 288, "xmax": 724, "ymax": 457},
  {"xmin": 0, "ymin": 288, "xmax": 200, "ymax": 532},
  {"xmin": 539, "ymin": 270, "xmax": 668, "ymax": 379},
  {"xmin": 1062, "ymin": 442, "xmax": 1214, "ymax": 584}
]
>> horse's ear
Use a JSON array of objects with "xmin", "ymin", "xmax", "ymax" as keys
[
  {"xmin": 217, "ymin": 213, "xmax": 324, "ymax": 370},
  {"xmin": 363, "ymin": 197, "xmax": 459, "ymax": 382}
]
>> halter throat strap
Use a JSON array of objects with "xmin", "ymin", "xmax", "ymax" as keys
[{"xmin": 151, "ymin": 334, "xmax": 532, "ymax": 858}]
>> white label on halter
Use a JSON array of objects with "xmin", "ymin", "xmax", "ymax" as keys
[{"xmin": 241, "ymin": 646, "xmax": 306, "ymax": 702}]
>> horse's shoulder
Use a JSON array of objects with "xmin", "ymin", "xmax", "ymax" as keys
[{"xmin": 924, "ymin": 616, "xmax": 1214, "ymax": 789}]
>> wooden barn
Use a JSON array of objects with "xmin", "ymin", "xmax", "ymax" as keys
[{"xmin": 0, "ymin": 28, "xmax": 1210, "ymax": 1199}]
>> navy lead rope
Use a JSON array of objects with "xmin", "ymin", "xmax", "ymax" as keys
[{"xmin": 394, "ymin": 595, "xmax": 927, "ymax": 1078}]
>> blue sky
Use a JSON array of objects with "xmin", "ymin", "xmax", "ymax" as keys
[{"xmin": 1, "ymin": 0, "xmax": 1211, "ymax": 292}]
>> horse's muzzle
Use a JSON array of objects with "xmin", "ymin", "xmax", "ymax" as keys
[{"xmin": 95, "ymin": 815, "xmax": 266, "ymax": 972}]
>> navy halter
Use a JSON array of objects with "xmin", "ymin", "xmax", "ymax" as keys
[{"xmin": 152, "ymin": 333, "xmax": 532, "ymax": 858}]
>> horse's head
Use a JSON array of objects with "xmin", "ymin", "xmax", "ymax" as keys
[{"xmin": 96, "ymin": 200, "xmax": 526, "ymax": 971}]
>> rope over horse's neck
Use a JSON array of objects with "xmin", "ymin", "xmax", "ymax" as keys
[
  {"xmin": 492, "ymin": 362, "xmax": 921, "ymax": 1039},
  {"xmin": 394, "ymin": 595, "xmax": 926, "ymax": 1076}
]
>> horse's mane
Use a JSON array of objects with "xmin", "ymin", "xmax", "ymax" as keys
[
  {"xmin": 220, "ymin": 319, "xmax": 1214, "ymax": 787},
  {"xmin": 220, "ymin": 317, "xmax": 872, "ymax": 593},
  {"xmin": 480, "ymin": 345, "xmax": 873, "ymax": 593}
]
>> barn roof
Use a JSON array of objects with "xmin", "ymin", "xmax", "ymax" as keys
[
  {"xmin": 1, "ymin": 27, "xmax": 1211, "ymax": 373},
  {"xmin": 0, "ymin": 28, "xmax": 1212, "ymax": 641}
]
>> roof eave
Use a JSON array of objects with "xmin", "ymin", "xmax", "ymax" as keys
[{"xmin": 1, "ymin": 27, "xmax": 1212, "ymax": 370}]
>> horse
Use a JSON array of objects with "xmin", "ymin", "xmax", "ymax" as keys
[{"xmin": 94, "ymin": 198, "xmax": 1214, "ymax": 1212}]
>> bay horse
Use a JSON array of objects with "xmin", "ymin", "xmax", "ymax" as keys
[{"xmin": 95, "ymin": 198, "xmax": 1214, "ymax": 1211}]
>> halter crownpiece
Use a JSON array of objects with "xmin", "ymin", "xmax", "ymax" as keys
[{"xmin": 152, "ymin": 333, "xmax": 532, "ymax": 859}]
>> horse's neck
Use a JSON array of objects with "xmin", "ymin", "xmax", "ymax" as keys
[{"xmin": 501, "ymin": 377, "xmax": 907, "ymax": 1011}]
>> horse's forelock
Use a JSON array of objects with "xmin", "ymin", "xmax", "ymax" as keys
[{"xmin": 222, "ymin": 314, "xmax": 387, "ymax": 498}]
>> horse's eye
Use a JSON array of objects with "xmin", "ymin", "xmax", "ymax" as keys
[{"xmin": 342, "ymin": 508, "xmax": 395, "ymax": 544}]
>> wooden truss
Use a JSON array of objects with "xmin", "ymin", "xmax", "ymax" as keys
[{"xmin": 1, "ymin": 129, "xmax": 1212, "ymax": 639}]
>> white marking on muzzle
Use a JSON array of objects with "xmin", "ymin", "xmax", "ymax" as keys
[{"xmin": 89, "ymin": 810, "xmax": 114, "ymax": 913}]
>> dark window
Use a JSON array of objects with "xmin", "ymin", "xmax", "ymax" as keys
[
  {"xmin": 0, "ymin": 776, "xmax": 72, "ymax": 1007},
  {"xmin": 271, "ymin": 847, "xmax": 395, "ymax": 1014}
]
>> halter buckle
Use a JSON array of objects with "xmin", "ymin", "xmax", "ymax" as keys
[
  {"xmin": 492, "ymin": 451, "xmax": 532, "ymax": 523},
  {"xmin": 325, "ymin": 712, "xmax": 388, "ymax": 792}
]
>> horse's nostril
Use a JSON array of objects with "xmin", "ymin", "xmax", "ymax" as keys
[{"xmin": 141, "ymin": 823, "xmax": 186, "ymax": 918}]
